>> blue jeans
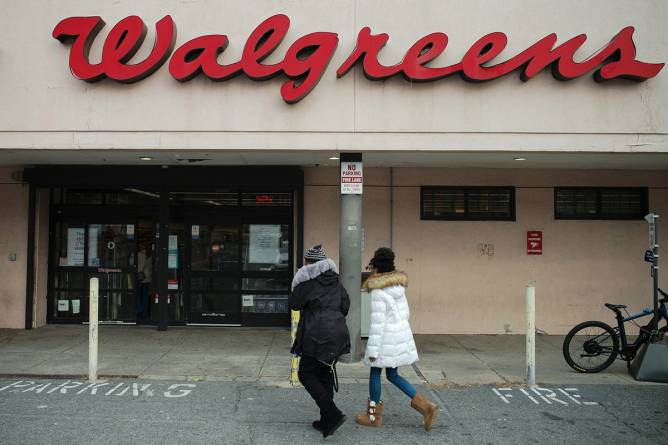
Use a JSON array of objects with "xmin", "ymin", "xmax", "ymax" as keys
[{"xmin": 369, "ymin": 367, "xmax": 417, "ymax": 403}]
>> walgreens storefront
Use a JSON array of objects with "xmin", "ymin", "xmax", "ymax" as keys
[{"xmin": 0, "ymin": 0, "xmax": 666, "ymax": 333}]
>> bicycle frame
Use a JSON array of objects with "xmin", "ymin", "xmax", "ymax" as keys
[
  {"xmin": 611, "ymin": 302, "xmax": 668, "ymax": 357},
  {"xmin": 563, "ymin": 289, "xmax": 668, "ymax": 374}
]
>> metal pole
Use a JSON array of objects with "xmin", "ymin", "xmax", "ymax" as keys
[
  {"xmin": 526, "ymin": 284, "xmax": 536, "ymax": 388},
  {"xmin": 158, "ymin": 184, "xmax": 169, "ymax": 331},
  {"xmin": 645, "ymin": 213, "xmax": 660, "ymax": 331},
  {"xmin": 653, "ymin": 216, "xmax": 660, "ymax": 330},
  {"xmin": 340, "ymin": 153, "xmax": 363, "ymax": 362},
  {"xmin": 25, "ymin": 184, "xmax": 36, "ymax": 330},
  {"xmin": 89, "ymin": 277, "xmax": 99, "ymax": 382}
]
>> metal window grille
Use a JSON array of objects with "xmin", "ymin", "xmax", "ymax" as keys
[
  {"xmin": 421, "ymin": 187, "xmax": 515, "ymax": 221},
  {"xmin": 554, "ymin": 187, "xmax": 648, "ymax": 220}
]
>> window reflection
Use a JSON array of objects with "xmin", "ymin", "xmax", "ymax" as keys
[
  {"xmin": 88, "ymin": 224, "xmax": 135, "ymax": 268},
  {"xmin": 242, "ymin": 224, "xmax": 290, "ymax": 271},
  {"xmin": 241, "ymin": 294, "xmax": 289, "ymax": 313},
  {"xmin": 191, "ymin": 225, "xmax": 239, "ymax": 272}
]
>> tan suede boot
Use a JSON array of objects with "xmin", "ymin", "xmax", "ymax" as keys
[
  {"xmin": 411, "ymin": 393, "xmax": 438, "ymax": 431},
  {"xmin": 355, "ymin": 400, "xmax": 383, "ymax": 427}
]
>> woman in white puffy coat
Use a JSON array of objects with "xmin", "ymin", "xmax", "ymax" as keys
[{"xmin": 355, "ymin": 247, "xmax": 439, "ymax": 431}]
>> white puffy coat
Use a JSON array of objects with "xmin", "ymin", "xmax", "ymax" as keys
[{"xmin": 362, "ymin": 271, "xmax": 418, "ymax": 368}]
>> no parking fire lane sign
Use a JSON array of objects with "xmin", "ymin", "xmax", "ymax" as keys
[{"xmin": 527, "ymin": 231, "xmax": 543, "ymax": 255}]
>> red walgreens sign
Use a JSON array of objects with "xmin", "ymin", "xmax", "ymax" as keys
[
  {"xmin": 527, "ymin": 231, "xmax": 543, "ymax": 255},
  {"xmin": 255, "ymin": 194, "xmax": 274, "ymax": 204},
  {"xmin": 52, "ymin": 14, "xmax": 664, "ymax": 103}
]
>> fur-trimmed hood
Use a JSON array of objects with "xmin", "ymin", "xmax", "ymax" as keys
[
  {"xmin": 291, "ymin": 258, "xmax": 339, "ymax": 290},
  {"xmin": 363, "ymin": 271, "xmax": 408, "ymax": 291}
]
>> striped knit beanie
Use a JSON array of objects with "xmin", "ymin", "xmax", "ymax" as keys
[{"xmin": 304, "ymin": 244, "xmax": 327, "ymax": 262}]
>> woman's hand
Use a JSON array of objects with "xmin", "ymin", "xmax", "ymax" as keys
[{"xmin": 369, "ymin": 357, "xmax": 376, "ymax": 363}]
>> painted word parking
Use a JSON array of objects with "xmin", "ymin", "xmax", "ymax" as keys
[
  {"xmin": 0, "ymin": 380, "xmax": 196, "ymax": 399},
  {"xmin": 491, "ymin": 387, "xmax": 599, "ymax": 406}
]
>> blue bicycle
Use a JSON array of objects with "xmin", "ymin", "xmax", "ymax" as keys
[{"xmin": 563, "ymin": 289, "xmax": 668, "ymax": 373}]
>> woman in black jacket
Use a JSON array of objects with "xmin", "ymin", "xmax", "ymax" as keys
[{"xmin": 289, "ymin": 245, "xmax": 351, "ymax": 438}]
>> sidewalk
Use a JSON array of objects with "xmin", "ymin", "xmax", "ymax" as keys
[{"xmin": 0, "ymin": 325, "xmax": 653, "ymax": 386}]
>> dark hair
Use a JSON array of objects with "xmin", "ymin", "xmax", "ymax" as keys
[{"xmin": 370, "ymin": 247, "xmax": 395, "ymax": 273}]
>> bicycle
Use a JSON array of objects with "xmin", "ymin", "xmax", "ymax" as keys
[{"xmin": 562, "ymin": 288, "xmax": 668, "ymax": 373}]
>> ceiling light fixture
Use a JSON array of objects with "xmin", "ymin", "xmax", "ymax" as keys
[
  {"xmin": 513, "ymin": 157, "xmax": 527, "ymax": 161},
  {"xmin": 176, "ymin": 158, "xmax": 208, "ymax": 163},
  {"xmin": 139, "ymin": 156, "xmax": 153, "ymax": 161},
  {"xmin": 329, "ymin": 156, "xmax": 340, "ymax": 160}
]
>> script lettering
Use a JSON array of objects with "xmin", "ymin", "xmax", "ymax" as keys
[{"xmin": 53, "ymin": 15, "xmax": 666, "ymax": 103}]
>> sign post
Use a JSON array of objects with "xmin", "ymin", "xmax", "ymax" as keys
[
  {"xmin": 644, "ymin": 214, "xmax": 660, "ymax": 330},
  {"xmin": 89, "ymin": 277, "xmax": 99, "ymax": 382},
  {"xmin": 630, "ymin": 213, "xmax": 668, "ymax": 382},
  {"xmin": 340, "ymin": 153, "xmax": 363, "ymax": 362},
  {"xmin": 526, "ymin": 284, "xmax": 536, "ymax": 388}
]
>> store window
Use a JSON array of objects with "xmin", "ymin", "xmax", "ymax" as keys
[
  {"xmin": 87, "ymin": 224, "xmax": 135, "ymax": 268},
  {"xmin": 63, "ymin": 189, "xmax": 103, "ymax": 205},
  {"xmin": 53, "ymin": 188, "xmax": 159, "ymax": 205},
  {"xmin": 189, "ymin": 225, "xmax": 240, "ymax": 317},
  {"xmin": 107, "ymin": 189, "xmax": 160, "ymax": 204},
  {"xmin": 241, "ymin": 192, "xmax": 293, "ymax": 207},
  {"xmin": 240, "ymin": 223, "xmax": 291, "ymax": 315},
  {"xmin": 242, "ymin": 224, "xmax": 290, "ymax": 271},
  {"xmin": 51, "ymin": 222, "xmax": 87, "ymax": 320},
  {"xmin": 421, "ymin": 187, "xmax": 515, "ymax": 221},
  {"xmin": 170, "ymin": 191, "xmax": 239, "ymax": 206},
  {"xmin": 555, "ymin": 187, "xmax": 648, "ymax": 220}
]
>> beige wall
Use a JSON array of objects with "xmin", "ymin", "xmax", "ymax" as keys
[
  {"xmin": 304, "ymin": 167, "xmax": 668, "ymax": 334},
  {"xmin": 3, "ymin": 165, "xmax": 666, "ymax": 333},
  {"xmin": 304, "ymin": 168, "xmax": 392, "ymax": 265},
  {"xmin": 0, "ymin": 170, "xmax": 48, "ymax": 329},
  {"xmin": 0, "ymin": 168, "xmax": 28, "ymax": 329}
]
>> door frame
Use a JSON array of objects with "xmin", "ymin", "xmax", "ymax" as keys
[
  {"xmin": 30, "ymin": 166, "xmax": 304, "ymax": 329},
  {"xmin": 48, "ymin": 216, "xmax": 144, "ymax": 325},
  {"xmin": 183, "ymin": 220, "xmax": 243, "ymax": 326},
  {"xmin": 178, "ymin": 207, "xmax": 294, "ymax": 327}
]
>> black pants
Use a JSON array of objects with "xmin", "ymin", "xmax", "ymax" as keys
[{"xmin": 298, "ymin": 355, "xmax": 340, "ymax": 420}]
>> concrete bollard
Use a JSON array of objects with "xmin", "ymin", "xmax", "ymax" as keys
[
  {"xmin": 89, "ymin": 278, "xmax": 99, "ymax": 382},
  {"xmin": 526, "ymin": 284, "xmax": 536, "ymax": 388}
]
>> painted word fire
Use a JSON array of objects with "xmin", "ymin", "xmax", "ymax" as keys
[{"xmin": 52, "ymin": 14, "xmax": 665, "ymax": 103}]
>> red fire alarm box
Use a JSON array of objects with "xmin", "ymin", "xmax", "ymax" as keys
[{"xmin": 527, "ymin": 231, "xmax": 543, "ymax": 255}]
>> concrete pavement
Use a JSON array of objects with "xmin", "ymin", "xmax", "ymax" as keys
[
  {"xmin": 1, "ymin": 378, "xmax": 667, "ymax": 445},
  {"xmin": 0, "ymin": 325, "xmax": 655, "ymax": 386}
]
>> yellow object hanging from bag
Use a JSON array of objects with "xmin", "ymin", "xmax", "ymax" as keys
[{"xmin": 290, "ymin": 309, "xmax": 300, "ymax": 385}]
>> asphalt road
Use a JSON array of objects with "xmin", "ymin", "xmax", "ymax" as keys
[{"xmin": 1, "ymin": 378, "xmax": 667, "ymax": 444}]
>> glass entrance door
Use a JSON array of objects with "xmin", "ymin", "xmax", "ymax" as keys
[
  {"xmin": 187, "ymin": 224, "xmax": 241, "ymax": 325},
  {"xmin": 240, "ymin": 223, "xmax": 292, "ymax": 325},
  {"xmin": 88, "ymin": 223, "xmax": 137, "ymax": 323}
]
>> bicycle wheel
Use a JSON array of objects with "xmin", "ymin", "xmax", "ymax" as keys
[{"xmin": 563, "ymin": 321, "xmax": 620, "ymax": 373}]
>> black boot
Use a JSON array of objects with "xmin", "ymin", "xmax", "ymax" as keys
[
  {"xmin": 312, "ymin": 409, "xmax": 325, "ymax": 432},
  {"xmin": 320, "ymin": 406, "xmax": 346, "ymax": 438}
]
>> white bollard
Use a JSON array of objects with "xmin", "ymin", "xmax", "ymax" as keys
[
  {"xmin": 89, "ymin": 278, "xmax": 99, "ymax": 382},
  {"xmin": 526, "ymin": 284, "xmax": 536, "ymax": 388}
]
